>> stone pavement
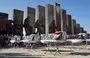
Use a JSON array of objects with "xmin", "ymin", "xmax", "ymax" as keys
[{"xmin": 0, "ymin": 45, "xmax": 90, "ymax": 58}]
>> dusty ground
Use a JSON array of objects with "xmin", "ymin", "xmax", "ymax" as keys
[{"xmin": 0, "ymin": 45, "xmax": 90, "ymax": 58}]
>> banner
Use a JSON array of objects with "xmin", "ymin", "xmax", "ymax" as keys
[
  {"xmin": 0, "ymin": 13, "xmax": 8, "ymax": 31},
  {"xmin": 13, "ymin": 9, "xmax": 24, "ymax": 25},
  {"xmin": 13, "ymin": 9, "xmax": 24, "ymax": 35},
  {"xmin": 27, "ymin": 7, "xmax": 35, "ymax": 26}
]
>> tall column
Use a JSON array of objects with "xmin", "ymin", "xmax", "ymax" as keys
[
  {"xmin": 61, "ymin": 9, "xmax": 67, "ymax": 32},
  {"xmin": 76, "ymin": 24, "xmax": 80, "ymax": 34},
  {"xmin": 0, "ymin": 12, "xmax": 8, "ymax": 35},
  {"xmin": 71, "ymin": 19, "xmax": 75, "ymax": 35},
  {"xmin": 37, "ymin": 5, "xmax": 45, "ymax": 34},
  {"xmin": 67, "ymin": 14, "xmax": 72, "ymax": 35},
  {"xmin": 13, "ymin": 9, "xmax": 24, "ymax": 35},
  {"xmin": 80, "ymin": 27, "xmax": 84, "ymax": 33},
  {"xmin": 72, "ymin": 19, "xmax": 76, "ymax": 34},
  {"xmin": 45, "ymin": 4, "xmax": 54, "ymax": 34},
  {"xmin": 27, "ymin": 7, "xmax": 35, "ymax": 33},
  {"xmin": 54, "ymin": 3, "xmax": 61, "ymax": 31}
]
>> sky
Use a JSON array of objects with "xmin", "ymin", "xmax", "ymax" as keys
[{"xmin": 0, "ymin": 0, "xmax": 90, "ymax": 33}]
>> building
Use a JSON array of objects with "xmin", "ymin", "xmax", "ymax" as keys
[
  {"xmin": 54, "ymin": 3, "xmax": 61, "ymax": 31},
  {"xmin": 13, "ymin": 9, "xmax": 24, "ymax": 35},
  {"xmin": 0, "ymin": 12, "xmax": 8, "ymax": 35},
  {"xmin": 45, "ymin": 4, "xmax": 55, "ymax": 34},
  {"xmin": 27, "ymin": 7, "xmax": 36, "ymax": 34},
  {"xmin": 37, "ymin": 5, "xmax": 45, "ymax": 34}
]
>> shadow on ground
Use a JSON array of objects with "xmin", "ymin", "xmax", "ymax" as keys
[
  {"xmin": 0, "ymin": 53, "xmax": 40, "ymax": 58},
  {"xmin": 43, "ymin": 49, "xmax": 74, "ymax": 52},
  {"xmin": 70, "ymin": 52, "xmax": 90, "ymax": 56}
]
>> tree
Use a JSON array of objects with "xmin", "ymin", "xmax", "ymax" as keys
[
  {"xmin": 6, "ymin": 20, "xmax": 14, "ymax": 35},
  {"xmin": 24, "ymin": 17, "xmax": 33, "ymax": 35},
  {"xmin": 35, "ymin": 19, "xmax": 45, "ymax": 34}
]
